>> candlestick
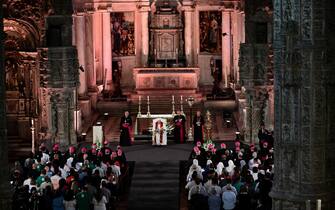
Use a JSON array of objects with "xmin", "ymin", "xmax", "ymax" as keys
[
  {"xmin": 147, "ymin": 96, "xmax": 151, "ymax": 117},
  {"xmin": 137, "ymin": 96, "xmax": 142, "ymax": 117},
  {"xmin": 180, "ymin": 95, "xmax": 184, "ymax": 115},
  {"xmin": 172, "ymin": 95, "xmax": 175, "ymax": 116}
]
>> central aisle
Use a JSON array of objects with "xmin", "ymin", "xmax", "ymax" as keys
[
  {"xmin": 122, "ymin": 143, "xmax": 193, "ymax": 162},
  {"xmin": 128, "ymin": 161, "xmax": 180, "ymax": 210},
  {"xmin": 125, "ymin": 143, "xmax": 192, "ymax": 210}
]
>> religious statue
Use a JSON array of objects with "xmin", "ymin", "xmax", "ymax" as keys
[
  {"xmin": 204, "ymin": 110, "xmax": 213, "ymax": 141},
  {"xmin": 112, "ymin": 61, "xmax": 123, "ymax": 98}
]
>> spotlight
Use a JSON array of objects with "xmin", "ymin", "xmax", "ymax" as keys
[{"xmin": 79, "ymin": 65, "xmax": 85, "ymax": 72}]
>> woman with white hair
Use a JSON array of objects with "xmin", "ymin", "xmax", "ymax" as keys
[
  {"xmin": 225, "ymin": 160, "xmax": 235, "ymax": 176},
  {"xmin": 187, "ymin": 159, "xmax": 203, "ymax": 181},
  {"xmin": 216, "ymin": 162, "xmax": 224, "ymax": 176}
]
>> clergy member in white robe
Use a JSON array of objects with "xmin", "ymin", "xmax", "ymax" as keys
[{"xmin": 152, "ymin": 118, "xmax": 167, "ymax": 146}]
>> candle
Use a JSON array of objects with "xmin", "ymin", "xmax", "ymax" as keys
[
  {"xmin": 181, "ymin": 95, "xmax": 183, "ymax": 101},
  {"xmin": 139, "ymin": 95, "xmax": 141, "ymax": 102},
  {"xmin": 317, "ymin": 199, "xmax": 321, "ymax": 210},
  {"xmin": 31, "ymin": 119, "xmax": 34, "ymax": 126},
  {"xmin": 305, "ymin": 200, "xmax": 311, "ymax": 210},
  {"xmin": 172, "ymin": 95, "xmax": 174, "ymax": 101}
]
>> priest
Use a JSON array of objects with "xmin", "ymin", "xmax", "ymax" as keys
[
  {"xmin": 173, "ymin": 110, "xmax": 186, "ymax": 143},
  {"xmin": 193, "ymin": 111, "xmax": 205, "ymax": 144},
  {"xmin": 120, "ymin": 111, "xmax": 133, "ymax": 146},
  {"xmin": 152, "ymin": 118, "xmax": 167, "ymax": 146}
]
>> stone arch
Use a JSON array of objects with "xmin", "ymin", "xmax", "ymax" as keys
[{"xmin": 4, "ymin": 18, "xmax": 40, "ymax": 51}]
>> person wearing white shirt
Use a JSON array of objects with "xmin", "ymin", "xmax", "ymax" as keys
[{"xmin": 222, "ymin": 184, "xmax": 236, "ymax": 210}]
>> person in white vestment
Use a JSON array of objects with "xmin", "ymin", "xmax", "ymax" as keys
[{"xmin": 152, "ymin": 118, "xmax": 167, "ymax": 146}]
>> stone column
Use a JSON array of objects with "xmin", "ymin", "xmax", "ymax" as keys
[
  {"xmin": 184, "ymin": 8, "xmax": 193, "ymax": 66},
  {"xmin": 74, "ymin": 14, "xmax": 87, "ymax": 96},
  {"xmin": 0, "ymin": 7, "xmax": 12, "ymax": 208},
  {"xmin": 140, "ymin": 9, "xmax": 149, "ymax": 67},
  {"xmin": 85, "ymin": 13, "xmax": 96, "ymax": 90},
  {"xmin": 235, "ymin": 11, "xmax": 245, "ymax": 83},
  {"xmin": 102, "ymin": 12, "xmax": 112, "ymax": 90},
  {"xmin": 270, "ymin": 0, "xmax": 335, "ymax": 209},
  {"xmin": 93, "ymin": 12, "xmax": 103, "ymax": 85},
  {"xmin": 222, "ymin": 10, "xmax": 232, "ymax": 87}
]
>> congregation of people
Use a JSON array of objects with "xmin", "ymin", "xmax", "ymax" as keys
[
  {"xmin": 185, "ymin": 125, "xmax": 274, "ymax": 210},
  {"xmin": 10, "ymin": 141, "xmax": 128, "ymax": 210}
]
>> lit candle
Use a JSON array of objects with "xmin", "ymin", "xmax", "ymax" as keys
[
  {"xmin": 181, "ymin": 95, "xmax": 183, "ymax": 101},
  {"xmin": 305, "ymin": 200, "xmax": 311, "ymax": 210},
  {"xmin": 172, "ymin": 95, "xmax": 174, "ymax": 101},
  {"xmin": 317, "ymin": 199, "xmax": 321, "ymax": 210},
  {"xmin": 147, "ymin": 96, "xmax": 150, "ymax": 102},
  {"xmin": 139, "ymin": 95, "xmax": 141, "ymax": 102},
  {"xmin": 31, "ymin": 119, "xmax": 34, "ymax": 126}
]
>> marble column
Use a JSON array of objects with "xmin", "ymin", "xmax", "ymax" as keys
[
  {"xmin": 231, "ymin": 10, "xmax": 238, "ymax": 83},
  {"xmin": 102, "ymin": 12, "xmax": 112, "ymax": 90},
  {"xmin": 141, "ymin": 10, "xmax": 149, "ymax": 67},
  {"xmin": 222, "ymin": 10, "xmax": 232, "ymax": 87},
  {"xmin": 85, "ymin": 13, "xmax": 96, "ymax": 90},
  {"xmin": 75, "ymin": 14, "xmax": 87, "ymax": 96},
  {"xmin": 93, "ymin": 12, "xmax": 103, "ymax": 85},
  {"xmin": 0, "ymin": 7, "xmax": 12, "ymax": 208},
  {"xmin": 270, "ymin": 0, "xmax": 335, "ymax": 209},
  {"xmin": 184, "ymin": 9, "xmax": 193, "ymax": 66}
]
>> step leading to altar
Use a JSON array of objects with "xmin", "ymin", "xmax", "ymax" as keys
[{"xmin": 133, "ymin": 67, "xmax": 200, "ymax": 95}]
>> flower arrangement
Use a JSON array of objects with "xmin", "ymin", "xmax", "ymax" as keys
[{"xmin": 202, "ymin": 139, "xmax": 217, "ymax": 154}]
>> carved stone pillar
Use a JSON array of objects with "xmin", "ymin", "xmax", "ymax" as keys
[
  {"xmin": 74, "ymin": 14, "xmax": 87, "ymax": 96},
  {"xmin": 184, "ymin": 8, "xmax": 193, "ymax": 66},
  {"xmin": 270, "ymin": 0, "xmax": 335, "ymax": 209},
  {"xmin": 222, "ymin": 10, "xmax": 232, "ymax": 87},
  {"xmin": 0, "ymin": 6, "xmax": 12, "ymax": 208},
  {"xmin": 93, "ymin": 12, "xmax": 103, "ymax": 84},
  {"xmin": 102, "ymin": 12, "xmax": 112, "ymax": 90},
  {"xmin": 50, "ymin": 88, "xmax": 76, "ymax": 149},
  {"xmin": 85, "ymin": 13, "xmax": 96, "ymax": 90},
  {"xmin": 140, "ymin": 9, "xmax": 149, "ymax": 67}
]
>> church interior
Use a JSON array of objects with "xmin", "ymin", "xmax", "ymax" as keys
[{"xmin": 0, "ymin": 0, "xmax": 335, "ymax": 209}]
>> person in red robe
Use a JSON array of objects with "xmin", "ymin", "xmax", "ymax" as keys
[{"xmin": 173, "ymin": 110, "xmax": 186, "ymax": 143}]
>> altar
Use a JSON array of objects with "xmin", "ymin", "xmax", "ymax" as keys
[
  {"xmin": 134, "ymin": 114, "xmax": 174, "ymax": 135},
  {"xmin": 133, "ymin": 67, "xmax": 200, "ymax": 95}
]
